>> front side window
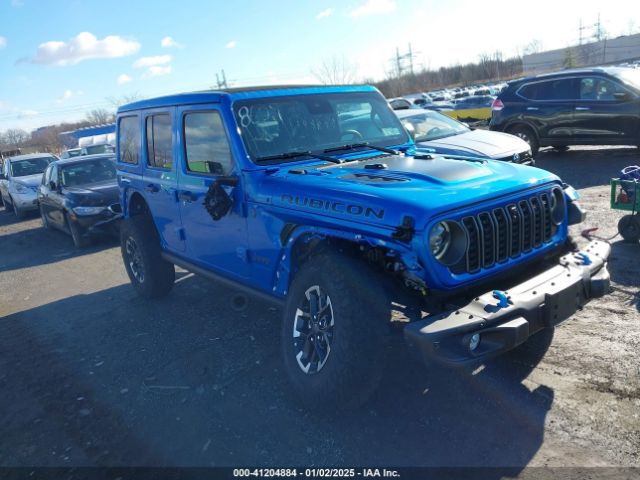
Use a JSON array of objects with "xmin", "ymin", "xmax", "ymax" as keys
[
  {"xmin": 10, "ymin": 157, "xmax": 53, "ymax": 177},
  {"xmin": 579, "ymin": 77, "xmax": 627, "ymax": 101},
  {"xmin": 184, "ymin": 111, "xmax": 233, "ymax": 175},
  {"xmin": 146, "ymin": 114, "xmax": 173, "ymax": 169},
  {"xmin": 118, "ymin": 116, "xmax": 140, "ymax": 164},
  {"xmin": 233, "ymin": 92, "xmax": 408, "ymax": 162}
]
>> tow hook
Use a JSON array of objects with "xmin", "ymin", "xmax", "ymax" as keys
[
  {"xmin": 575, "ymin": 252, "xmax": 592, "ymax": 266},
  {"xmin": 492, "ymin": 290, "xmax": 510, "ymax": 309}
]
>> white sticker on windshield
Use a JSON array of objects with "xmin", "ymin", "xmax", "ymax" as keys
[{"xmin": 382, "ymin": 127, "xmax": 400, "ymax": 136}]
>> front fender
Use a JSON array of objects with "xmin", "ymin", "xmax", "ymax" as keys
[{"xmin": 273, "ymin": 225, "xmax": 416, "ymax": 296}]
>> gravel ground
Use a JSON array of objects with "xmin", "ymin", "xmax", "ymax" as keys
[{"xmin": 0, "ymin": 146, "xmax": 638, "ymax": 470}]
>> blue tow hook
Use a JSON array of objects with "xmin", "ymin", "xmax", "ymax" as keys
[
  {"xmin": 576, "ymin": 252, "xmax": 592, "ymax": 266},
  {"xmin": 492, "ymin": 290, "xmax": 510, "ymax": 309}
]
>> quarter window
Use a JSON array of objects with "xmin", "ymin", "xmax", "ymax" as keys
[
  {"xmin": 118, "ymin": 116, "xmax": 140, "ymax": 164},
  {"xmin": 183, "ymin": 111, "xmax": 233, "ymax": 175},
  {"xmin": 146, "ymin": 114, "xmax": 173, "ymax": 169}
]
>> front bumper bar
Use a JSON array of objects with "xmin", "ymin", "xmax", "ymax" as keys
[{"xmin": 404, "ymin": 240, "xmax": 611, "ymax": 366}]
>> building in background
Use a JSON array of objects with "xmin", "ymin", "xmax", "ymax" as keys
[
  {"xmin": 523, "ymin": 33, "xmax": 640, "ymax": 75},
  {"xmin": 59, "ymin": 123, "xmax": 115, "ymax": 149}
]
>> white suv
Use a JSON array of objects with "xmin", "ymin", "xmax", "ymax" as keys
[{"xmin": 0, "ymin": 153, "xmax": 56, "ymax": 218}]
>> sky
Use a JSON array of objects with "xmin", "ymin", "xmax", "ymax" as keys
[{"xmin": 0, "ymin": 0, "xmax": 638, "ymax": 132}]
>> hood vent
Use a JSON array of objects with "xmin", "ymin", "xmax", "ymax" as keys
[{"xmin": 339, "ymin": 173, "xmax": 408, "ymax": 183}]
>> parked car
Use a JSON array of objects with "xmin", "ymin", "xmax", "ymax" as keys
[
  {"xmin": 445, "ymin": 95, "xmax": 496, "ymax": 121},
  {"xmin": 396, "ymin": 109, "xmax": 534, "ymax": 164},
  {"xmin": 388, "ymin": 97, "xmax": 416, "ymax": 110},
  {"xmin": 116, "ymin": 84, "xmax": 608, "ymax": 410},
  {"xmin": 0, "ymin": 153, "xmax": 56, "ymax": 218},
  {"xmin": 490, "ymin": 66, "xmax": 640, "ymax": 155},
  {"xmin": 81, "ymin": 143, "xmax": 115, "ymax": 156},
  {"xmin": 60, "ymin": 148, "xmax": 82, "ymax": 159},
  {"xmin": 38, "ymin": 154, "xmax": 121, "ymax": 247}
]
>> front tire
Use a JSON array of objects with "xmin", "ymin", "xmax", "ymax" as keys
[
  {"xmin": 509, "ymin": 125, "xmax": 540, "ymax": 156},
  {"xmin": 282, "ymin": 252, "xmax": 390, "ymax": 410},
  {"xmin": 120, "ymin": 215, "xmax": 175, "ymax": 298},
  {"xmin": 66, "ymin": 213, "xmax": 92, "ymax": 248}
]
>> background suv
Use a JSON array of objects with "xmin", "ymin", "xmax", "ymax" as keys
[{"xmin": 490, "ymin": 67, "xmax": 640, "ymax": 155}]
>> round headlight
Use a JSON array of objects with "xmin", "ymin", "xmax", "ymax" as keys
[
  {"xmin": 429, "ymin": 220, "xmax": 468, "ymax": 266},
  {"xmin": 429, "ymin": 221, "xmax": 451, "ymax": 259},
  {"xmin": 550, "ymin": 187, "xmax": 565, "ymax": 225}
]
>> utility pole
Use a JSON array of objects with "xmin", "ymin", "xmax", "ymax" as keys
[
  {"xmin": 391, "ymin": 44, "xmax": 419, "ymax": 78},
  {"xmin": 215, "ymin": 70, "xmax": 229, "ymax": 89}
]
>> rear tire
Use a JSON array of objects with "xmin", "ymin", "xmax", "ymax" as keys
[
  {"xmin": 120, "ymin": 215, "xmax": 175, "ymax": 298},
  {"xmin": 282, "ymin": 252, "xmax": 390, "ymax": 411},
  {"xmin": 618, "ymin": 215, "xmax": 640, "ymax": 243},
  {"xmin": 508, "ymin": 125, "xmax": 539, "ymax": 156}
]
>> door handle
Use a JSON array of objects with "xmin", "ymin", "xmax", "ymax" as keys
[
  {"xmin": 575, "ymin": 107, "xmax": 590, "ymax": 111},
  {"xmin": 144, "ymin": 183, "xmax": 160, "ymax": 193},
  {"xmin": 177, "ymin": 191, "xmax": 197, "ymax": 203},
  {"xmin": 526, "ymin": 107, "xmax": 539, "ymax": 111}
]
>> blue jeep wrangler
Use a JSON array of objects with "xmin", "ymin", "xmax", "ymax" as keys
[{"xmin": 115, "ymin": 85, "xmax": 610, "ymax": 409}]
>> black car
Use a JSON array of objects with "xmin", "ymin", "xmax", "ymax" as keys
[
  {"xmin": 38, "ymin": 154, "xmax": 121, "ymax": 247},
  {"xmin": 490, "ymin": 67, "xmax": 640, "ymax": 155}
]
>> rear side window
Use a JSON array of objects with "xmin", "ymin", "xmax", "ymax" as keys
[
  {"xmin": 183, "ymin": 111, "xmax": 233, "ymax": 175},
  {"xmin": 146, "ymin": 114, "xmax": 173, "ymax": 169},
  {"xmin": 118, "ymin": 116, "xmax": 140, "ymax": 164},
  {"xmin": 519, "ymin": 79, "xmax": 575, "ymax": 101}
]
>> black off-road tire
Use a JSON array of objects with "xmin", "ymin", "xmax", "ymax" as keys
[
  {"xmin": 65, "ymin": 213, "xmax": 92, "ymax": 248},
  {"xmin": 618, "ymin": 214, "xmax": 640, "ymax": 243},
  {"xmin": 282, "ymin": 252, "xmax": 390, "ymax": 411},
  {"xmin": 509, "ymin": 125, "xmax": 540, "ymax": 156},
  {"xmin": 120, "ymin": 215, "xmax": 175, "ymax": 298}
]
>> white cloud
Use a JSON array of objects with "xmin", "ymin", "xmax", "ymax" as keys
[
  {"xmin": 19, "ymin": 110, "xmax": 38, "ymax": 119},
  {"xmin": 117, "ymin": 73, "xmax": 133, "ymax": 85},
  {"xmin": 316, "ymin": 8, "xmax": 333, "ymax": 20},
  {"xmin": 0, "ymin": 36, "xmax": 6, "ymax": 49},
  {"xmin": 55, "ymin": 89, "xmax": 84, "ymax": 104},
  {"xmin": 350, "ymin": 0, "xmax": 396, "ymax": 17},
  {"xmin": 31, "ymin": 32, "xmax": 140, "ymax": 66},
  {"xmin": 225, "ymin": 40, "xmax": 237, "ymax": 49},
  {"xmin": 161, "ymin": 36, "xmax": 183, "ymax": 48},
  {"xmin": 133, "ymin": 54, "xmax": 172, "ymax": 68},
  {"xmin": 142, "ymin": 65, "xmax": 172, "ymax": 78}
]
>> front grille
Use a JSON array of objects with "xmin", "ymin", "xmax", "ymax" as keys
[
  {"xmin": 451, "ymin": 192, "xmax": 556, "ymax": 274},
  {"xmin": 497, "ymin": 150, "xmax": 533, "ymax": 164}
]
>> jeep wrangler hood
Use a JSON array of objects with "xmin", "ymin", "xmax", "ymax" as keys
[{"xmin": 255, "ymin": 154, "xmax": 560, "ymax": 230}]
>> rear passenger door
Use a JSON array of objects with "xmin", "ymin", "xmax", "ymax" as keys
[
  {"xmin": 176, "ymin": 105, "xmax": 249, "ymax": 280},
  {"xmin": 141, "ymin": 109, "xmax": 185, "ymax": 252},
  {"xmin": 517, "ymin": 78, "xmax": 577, "ymax": 143}
]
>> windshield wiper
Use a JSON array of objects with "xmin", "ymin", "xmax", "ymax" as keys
[
  {"xmin": 323, "ymin": 142, "xmax": 399, "ymax": 155},
  {"xmin": 255, "ymin": 150, "xmax": 341, "ymax": 164}
]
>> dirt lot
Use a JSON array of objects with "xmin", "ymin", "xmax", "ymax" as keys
[{"xmin": 0, "ymin": 146, "xmax": 639, "ymax": 470}]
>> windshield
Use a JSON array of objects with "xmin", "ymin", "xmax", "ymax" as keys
[
  {"xmin": 60, "ymin": 157, "xmax": 116, "ymax": 187},
  {"xmin": 10, "ymin": 157, "xmax": 53, "ymax": 177},
  {"xmin": 400, "ymin": 111, "xmax": 469, "ymax": 142},
  {"xmin": 233, "ymin": 92, "xmax": 409, "ymax": 162},
  {"xmin": 615, "ymin": 69, "xmax": 640, "ymax": 92}
]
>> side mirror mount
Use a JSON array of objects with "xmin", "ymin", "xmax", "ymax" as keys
[
  {"xmin": 613, "ymin": 92, "xmax": 630, "ymax": 102},
  {"xmin": 49, "ymin": 180, "xmax": 57, "ymax": 191},
  {"xmin": 203, "ymin": 175, "xmax": 239, "ymax": 221}
]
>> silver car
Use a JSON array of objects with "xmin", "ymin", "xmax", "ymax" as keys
[
  {"xmin": 395, "ymin": 109, "xmax": 534, "ymax": 164},
  {"xmin": 0, "ymin": 153, "xmax": 57, "ymax": 218}
]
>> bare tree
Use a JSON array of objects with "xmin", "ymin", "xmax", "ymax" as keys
[
  {"xmin": 523, "ymin": 40, "xmax": 543, "ymax": 56},
  {"xmin": 106, "ymin": 92, "xmax": 144, "ymax": 109},
  {"xmin": 85, "ymin": 108, "xmax": 115, "ymax": 125},
  {"xmin": 3, "ymin": 128, "xmax": 30, "ymax": 148},
  {"xmin": 312, "ymin": 56, "xmax": 357, "ymax": 85}
]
